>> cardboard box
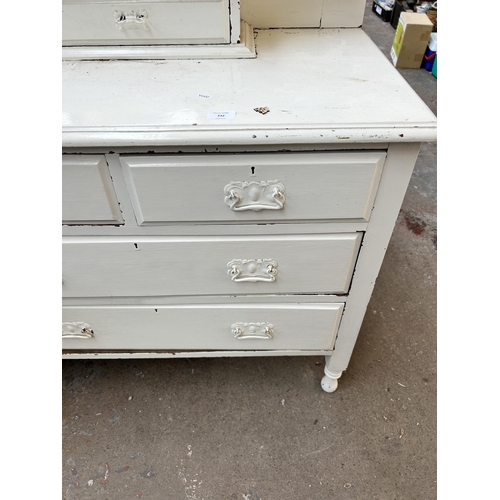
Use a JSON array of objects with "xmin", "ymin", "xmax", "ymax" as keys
[
  {"xmin": 390, "ymin": 12, "xmax": 433, "ymax": 69},
  {"xmin": 372, "ymin": 0, "xmax": 393, "ymax": 22}
]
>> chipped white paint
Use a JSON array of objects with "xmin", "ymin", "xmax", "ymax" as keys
[{"xmin": 62, "ymin": 322, "xmax": 94, "ymax": 339}]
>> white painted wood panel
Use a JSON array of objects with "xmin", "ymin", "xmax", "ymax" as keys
[
  {"xmin": 62, "ymin": 303, "xmax": 343, "ymax": 350},
  {"xmin": 62, "ymin": 30, "xmax": 437, "ymax": 148},
  {"xmin": 62, "ymin": 155, "xmax": 123, "ymax": 224},
  {"xmin": 62, "ymin": 233, "xmax": 362, "ymax": 297},
  {"xmin": 241, "ymin": 0, "xmax": 323, "ymax": 28},
  {"xmin": 325, "ymin": 143, "xmax": 422, "ymax": 373},
  {"xmin": 120, "ymin": 152, "xmax": 385, "ymax": 223},
  {"xmin": 320, "ymin": 0, "xmax": 366, "ymax": 27},
  {"xmin": 62, "ymin": 21, "xmax": 256, "ymax": 61},
  {"xmin": 62, "ymin": 0, "xmax": 230, "ymax": 45},
  {"xmin": 241, "ymin": 0, "xmax": 365, "ymax": 28}
]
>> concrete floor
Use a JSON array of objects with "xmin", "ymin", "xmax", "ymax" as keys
[{"xmin": 62, "ymin": 4, "xmax": 437, "ymax": 499}]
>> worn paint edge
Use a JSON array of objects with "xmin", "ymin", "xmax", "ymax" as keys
[
  {"xmin": 62, "ymin": 349, "xmax": 332, "ymax": 359},
  {"xmin": 62, "ymin": 126, "xmax": 437, "ymax": 148}
]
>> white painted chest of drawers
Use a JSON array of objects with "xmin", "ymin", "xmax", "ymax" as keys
[{"xmin": 62, "ymin": 19, "xmax": 437, "ymax": 392}]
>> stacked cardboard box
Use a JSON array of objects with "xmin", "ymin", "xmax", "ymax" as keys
[{"xmin": 390, "ymin": 12, "xmax": 433, "ymax": 68}]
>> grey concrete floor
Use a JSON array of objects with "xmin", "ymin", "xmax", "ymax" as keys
[{"xmin": 62, "ymin": 4, "xmax": 437, "ymax": 499}]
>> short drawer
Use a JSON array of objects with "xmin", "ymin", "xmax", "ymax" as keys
[
  {"xmin": 120, "ymin": 152, "xmax": 386, "ymax": 224},
  {"xmin": 62, "ymin": 303, "xmax": 343, "ymax": 350},
  {"xmin": 62, "ymin": 233, "xmax": 362, "ymax": 297},
  {"xmin": 62, "ymin": 0, "xmax": 230, "ymax": 46},
  {"xmin": 62, "ymin": 155, "xmax": 123, "ymax": 225}
]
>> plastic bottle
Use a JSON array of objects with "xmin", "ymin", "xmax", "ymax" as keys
[{"xmin": 423, "ymin": 32, "xmax": 437, "ymax": 71}]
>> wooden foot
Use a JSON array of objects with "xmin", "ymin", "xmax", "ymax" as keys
[{"xmin": 321, "ymin": 368, "xmax": 342, "ymax": 393}]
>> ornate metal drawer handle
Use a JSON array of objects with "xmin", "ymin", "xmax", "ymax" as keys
[
  {"xmin": 62, "ymin": 322, "xmax": 94, "ymax": 339},
  {"xmin": 227, "ymin": 259, "xmax": 278, "ymax": 282},
  {"xmin": 115, "ymin": 10, "xmax": 148, "ymax": 30},
  {"xmin": 224, "ymin": 180, "xmax": 286, "ymax": 212},
  {"xmin": 232, "ymin": 322, "xmax": 274, "ymax": 340}
]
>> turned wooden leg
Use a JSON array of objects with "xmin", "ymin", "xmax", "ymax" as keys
[{"xmin": 321, "ymin": 367, "xmax": 342, "ymax": 393}]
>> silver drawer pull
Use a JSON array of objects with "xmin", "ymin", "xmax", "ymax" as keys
[
  {"xmin": 62, "ymin": 322, "xmax": 94, "ymax": 339},
  {"xmin": 224, "ymin": 180, "xmax": 286, "ymax": 212},
  {"xmin": 232, "ymin": 322, "xmax": 274, "ymax": 340},
  {"xmin": 227, "ymin": 259, "xmax": 278, "ymax": 282},
  {"xmin": 115, "ymin": 10, "xmax": 149, "ymax": 30}
]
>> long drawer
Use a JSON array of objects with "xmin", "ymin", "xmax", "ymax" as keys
[
  {"xmin": 62, "ymin": 233, "xmax": 362, "ymax": 297},
  {"xmin": 120, "ymin": 152, "xmax": 386, "ymax": 224},
  {"xmin": 62, "ymin": 303, "xmax": 343, "ymax": 350},
  {"xmin": 62, "ymin": 0, "xmax": 230, "ymax": 46}
]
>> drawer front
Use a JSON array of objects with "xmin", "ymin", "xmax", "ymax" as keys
[
  {"xmin": 120, "ymin": 152, "xmax": 385, "ymax": 224},
  {"xmin": 62, "ymin": 233, "xmax": 362, "ymax": 297},
  {"xmin": 62, "ymin": 155, "xmax": 123, "ymax": 225},
  {"xmin": 62, "ymin": 303, "xmax": 343, "ymax": 350},
  {"xmin": 62, "ymin": 0, "xmax": 230, "ymax": 46}
]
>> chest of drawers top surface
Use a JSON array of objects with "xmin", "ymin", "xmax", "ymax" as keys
[{"xmin": 62, "ymin": 28, "xmax": 437, "ymax": 148}]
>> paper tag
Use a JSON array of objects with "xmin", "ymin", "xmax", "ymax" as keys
[{"xmin": 207, "ymin": 111, "xmax": 236, "ymax": 120}]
